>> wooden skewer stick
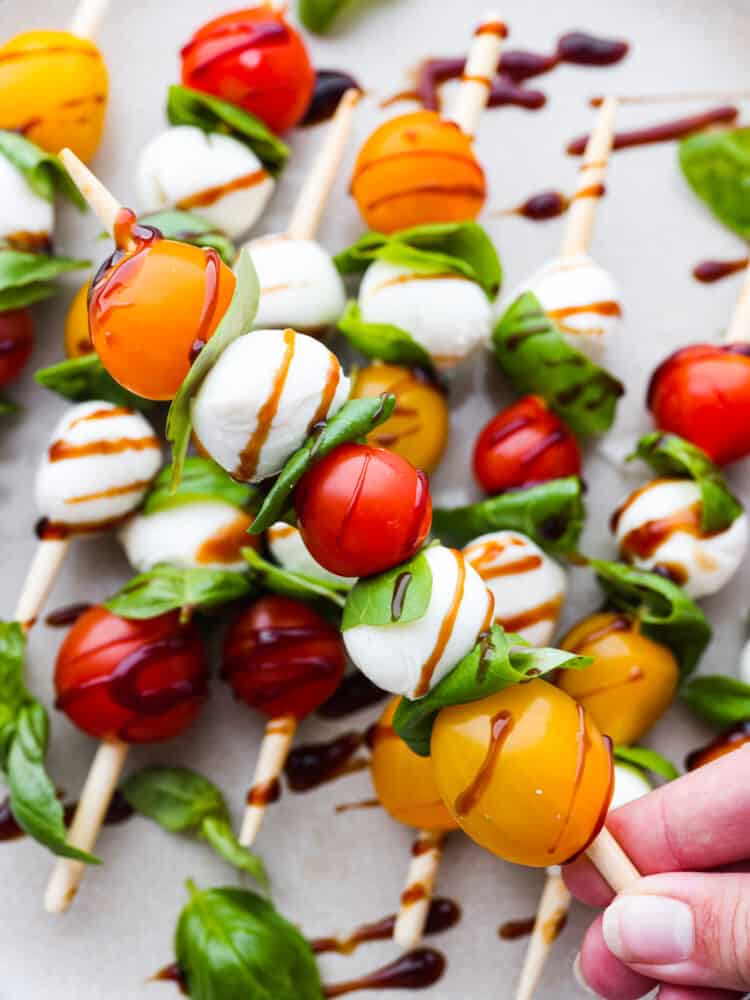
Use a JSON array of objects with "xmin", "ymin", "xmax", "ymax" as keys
[
  {"xmin": 286, "ymin": 88, "xmax": 362, "ymax": 242},
  {"xmin": 724, "ymin": 258, "xmax": 750, "ymax": 344},
  {"xmin": 70, "ymin": 0, "xmax": 111, "ymax": 39},
  {"xmin": 393, "ymin": 830, "xmax": 446, "ymax": 949},
  {"xmin": 44, "ymin": 739, "xmax": 128, "ymax": 914},
  {"xmin": 585, "ymin": 824, "xmax": 640, "ymax": 891},
  {"xmin": 239, "ymin": 715, "xmax": 297, "ymax": 846},
  {"xmin": 559, "ymin": 97, "xmax": 619, "ymax": 259},
  {"xmin": 58, "ymin": 148, "xmax": 132, "ymax": 248},
  {"xmin": 514, "ymin": 868, "xmax": 572, "ymax": 1000},
  {"xmin": 448, "ymin": 13, "xmax": 505, "ymax": 138},
  {"xmin": 14, "ymin": 538, "xmax": 71, "ymax": 632}
]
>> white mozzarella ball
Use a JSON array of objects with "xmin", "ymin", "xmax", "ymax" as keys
[
  {"xmin": 358, "ymin": 259, "xmax": 492, "ymax": 370},
  {"xmin": 0, "ymin": 155, "xmax": 54, "ymax": 248},
  {"xmin": 344, "ymin": 545, "xmax": 494, "ymax": 700},
  {"xmin": 136, "ymin": 126, "xmax": 275, "ymax": 239},
  {"xmin": 267, "ymin": 522, "xmax": 356, "ymax": 587},
  {"xmin": 119, "ymin": 500, "xmax": 251, "ymax": 572},
  {"xmin": 192, "ymin": 328, "xmax": 350, "ymax": 484},
  {"xmin": 35, "ymin": 401, "xmax": 161, "ymax": 532},
  {"xmin": 610, "ymin": 763, "xmax": 652, "ymax": 811},
  {"xmin": 613, "ymin": 478, "xmax": 749, "ymax": 598},
  {"xmin": 739, "ymin": 639, "xmax": 750, "ymax": 686},
  {"xmin": 244, "ymin": 234, "xmax": 346, "ymax": 333},
  {"xmin": 463, "ymin": 531, "xmax": 567, "ymax": 646}
]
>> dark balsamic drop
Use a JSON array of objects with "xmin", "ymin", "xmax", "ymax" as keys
[
  {"xmin": 302, "ymin": 70, "xmax": 362, "ymax": 126},
  {"xmin": 567, "ymin": 105, "xmax": 739, "ymax": 155},
  {"xmin": 323, "ymin": 948, "xmax": 446, "ymax": 996},
  {"xmin": 284, "ymin": 732, "xmax": 366, "ymax": 792},
  {"xmin": 693, "ymin": 257, "xmax": 748, "ymax": 283},
  {"xmin": 556, "ymin": 31, "xmax": 629, "ymax": 66},
  {"xmin": 152, "ymin": 962, "xmax": 188, "ymax": 994},
  {"xmin": 512, "ymin": 190, "xmax": 569, "ymax": 221},
  {"xmin": 311, "ymin": 898, "xmax": 461, "ymax": 956},
  {"xmin": 499, "ymin": 916, "xmax": 536, "ymax": 940},
  {"xmin": 45, "ymin": 602, "xmax": 92, "ymax": 627},
  {"xmin": 0, "ymin": 798, "xmax": 23, "ymax": 841},
  {"xmin": 317, "ymin": 673, "xmax": 388, "ymax": 719}
]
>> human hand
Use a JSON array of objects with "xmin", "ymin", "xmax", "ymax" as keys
[{"xmin": 564, "ymin": 743, "xmax": 750, "ymax": 1000}]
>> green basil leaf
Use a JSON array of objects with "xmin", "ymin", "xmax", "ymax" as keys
[
  {"xmin": 144, "ymin": 458, "xmax": 258, "ymax": 515},
  {"xmin": 0, "ymin": 250, "xmax": 89, "ymax": 306},
  {"xmin": 0, "ymin": 130, "xmax": 86, "ymax": 208},
  {"xmin": 681, "ymin": 674, "xmax": 750, "ymax": 728},
  {"xmin": 337, "ymin": 300, "xmax": 435, "ymax": 371},
  {"xmin": 244, "ymin": 547, "xmax": 347, "ymax": 608},
  {"xmin": 167, "ymin": 249, "xmax": 260, "ymax": 489},
  {"xmin": 335, "ymin": 221, "xmax": 502, "ymax": 299},
  {"xmin": 299, "ymin": 0, "xmax": 353, "ymax": 31},
  {"xmin": 613, "ymin": 744, "xmax": 679, "ymax": 782},
  {"xmin": 591, "ymin": 559, "xmax": 711, "ymax": 676},
  {"xmin": 176, "ymin": 882, "xmax": 324, "ymax": 1000},
  {"xmin": 629, "ymin": 432, "xmax": 743, "ymax": 534},
  {"xmin": 341, "ymin": 548, "xmax": 432, "ymax": 630},
  {"xmin": 492, "ymin": 292, "xmax": 624, "ymax": 436},
  {"xmin": 250, "ymin": 394, "xmax": 397, "ymax": 534},
  {"xmin": 139, "ymin": 210, "xmax": 236, "ymax": 267},
  {"xmin": 0, "ymin": 392, "xmax": 17, "ymax": 416},
  {"xmin": 0, "ymin": 622, "xmax": 30, "ymax": 758},
  {"xmin": 105, "ymin": 564, "xmax": 252, "ymax": 620},
  {"xmin": 35, "ymin": 353, "xmax": 155, "ymax": 412},
  {"xmin": 122, "ymin": 766, "xmax": 227, "ymax": 832},
  {"xmin": 679, "ymin": 128, "xmax": 750, "ymax": 238},
  {"xmin": 167, "ymin": 86, "xmax": 289, "ymax": 177},
  {"xmin": 200, "ymin": 816, "xmax": 269, "ymax": 889},
  {"xmin": 432, "ymin": 477, "xmax": 585, "ymax": 556},
  {"xmin": 0, "ymin": 282, "xmax": 54, "ymax": 310},
  {"xmin": 394, "ymin": 624, "xmax": 591, "ymax": 756}
]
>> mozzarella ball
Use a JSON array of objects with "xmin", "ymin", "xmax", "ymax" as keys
[
  {"xmin": 35, "ymin": 401, "xmax": 161, "ymax": 532},
  {"xmin": 267, "ymin": 522, "xmax": 356, "ymax": 587},
  {"xmin": 463, "ymin": 531, "xmax": 567, "ymax": 646},
  {"xmin": 244, "ymin": 234, "xmax": 346, "ymax": 334},
  {"xmin": 358, "ymin": 259, "xmax": 493, "ymax": 370},
  {"xmin": 739, "ymin": 638, "xmax": 750, "ymax": 686},
  {"xmin": 192, "ymin": 328, "xmax": 350, "ymax": 484},
  {"xmin": 0, "ymin": 154, "xmax": 53, "ymax": 249},
  {"xmin": 610, "ymin": 762, "xmax": 652, "ymax": 811},
  {"xmin": 136, "ymin": 125, "xmax": 275, "ymax": 239},
  {"xmin": 120, "ymin": 500, "xmax": 251, "ymax": 573},
  {"xmin": 612, "ymin": 478, "xmax": 749, "ymax": 598},
  {"xmin": 344, "ymin": 545, "xmax": 494, "ymax": 700}
]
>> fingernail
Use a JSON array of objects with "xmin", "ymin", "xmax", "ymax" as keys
[
  {"xmin": 572, "ymin": 953, "xmax": 602, "ymax": 997},
  {"xmin": 602, "ymin": 895, "xmax": 694, "ymax": 965}
]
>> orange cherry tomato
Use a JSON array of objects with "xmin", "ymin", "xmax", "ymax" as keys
[
  {"xmin": 64, "ymin": 281, "xmax": 93, "ymax": 359},
  {"xmin": 0, "ymin": 308, "xmax": 33, "ymax": 387}
]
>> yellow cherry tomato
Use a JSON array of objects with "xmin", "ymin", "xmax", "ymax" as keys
[
  {"xmin": 371, "ymin": 698, "xmax": 457, "ymax": 832},
  {"xmin": 0, "ymin": 31, "xmax": 108, "ymax": 163},
  {"xmin": 558, "ymin": 612, "xmax": 679, "ymax": 746},
  {"xmin": 351, "ymin": 363, "xmax": 449, "ymax": 474},
  {"xmin": 64, "ymin": 281, "xmax": 93, "ymax": 358},
  {"xmin": 432, "ymin": 680, "xmax": 614, "ymax": 867}
]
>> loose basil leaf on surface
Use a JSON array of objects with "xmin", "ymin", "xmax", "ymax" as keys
[
  {"xmin": 629, "ymin": 432, "xmax": 743, "ymax": 534},
  {"xmin": 244, "ymin": 548, "xmax": 347, "ymax": 609},
  {"xmin": 337, "ymin": 301, "xmax": 435, "ymax": 371},
  {"xmin": 167, "ymin": 85, "xmax": 289, "ymax": 176},
  {"xmin": 0, "ymin": 392, "xmax": 17, "ymax": 416},
  {"xmin": 492, "ymin": 292, "xmax": 624, "ymax": 436},
  {"xmin": 0, "ymin": 131, "xmax": 87, "ymax": 208},
  {"xmin": 299, "ymin": 0, "xmax": 353, "ymax": 31},
  {"xmin": 122, "ymin": 768, "xmax": 267, "ymax": 888},
  {"xmin": 105, "ymin": 564, "xmax": 252, "ymax": 620},
  {"xmin": 175, "ymin": 882, "xmax": 323, "ymax": 1000},
  {"xmin": 432, "ymin": 477, "xmax": 585, "ymax": 556},
  {"xmin": 394, "ymin": 625, "xmax": 591, "ymax": 756},
  {"xmin": 139, "ymin": 210, "xmax": 236, "ymax": 266},
  {"xmin": 591, "ymin": 560, "xmax": 711, "ymax": 676},
  {"xmin": 35, "ymin": 354, "xmax": 155, "ymax": 412},
  {"xmin": 613, "ymin": 744, "xmax": 679, "ymax": 782},
  {"xmin": 681, "ymin": 674, "xmax": 750, "ymax": 728},
  {"xmin": 144, "ymin": 457, "xmax": 257, "ymax": 515},
  {"xmin": 0, "ymin": 250, "xmax": 90, "ymax": 310},
  {"xmin": 341, "ymin": 548, "xmax": 431, "ymax": 630},
  {"xmin": 335, "ymin": 221, "xmax": 502, "ymax": 299},
  {"xmin": 167, "ymin": 249, "xmax": 260, "ymax": 489},
  {"xmin": 250, "ymin": 394, "xmax": 397, "ymax": 534},
  {"xmin": 679, "ymin": 128, "xmax": 750, "ymax": 238}
]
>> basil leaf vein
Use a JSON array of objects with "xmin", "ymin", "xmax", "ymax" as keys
[{"xmin": 105, "ymin": 564, "xmax": 253, "ymax": 619}]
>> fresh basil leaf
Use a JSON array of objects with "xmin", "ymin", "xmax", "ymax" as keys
[
  {"xmin": 250, "ymin": 394, "xmax": 397, "ymax": 534},
  {"xmin": 244, "ymin": 547, "xmax": 347, "ymax": 609},
  {"xmin": 0, "ymin": 131, "xmax": 86, "ymax": 208},
  {"xmin": 35, "ymin": 353, "xmax": 155, "ymax": 411},
  {"xmin": 299, "ymin": 0, "xmax": 353, "ymax": 31},
  {"xmin": 394, "ymin": 624, "xmax": 591, "ymax": 756},
  {"xmin": 341, "ymin": 548, "xmax": 431, "ymax": 630},
  {"xmin": 0, "ymin": 282, "xmax": 54, "ymax": 310},
  {"xmin": 167, "ymin": 86, "xmax": 289, "ymax": 177},
  {"xmin": 144, "ymin": 458, "xmax": 258, "ymax": 516},
  {"xmin": 167, "ymin": 249, "xmax": 260, "ymax": 488},
  {"xmin": 0, "ymin": 392, "xmax": 17, "ymax": 416},
  {"xmin": 139, "ymin": 210, "xmax": 236, "ymax": 267},
  {"xmin": 591, "ymin": 559, "xmax": 711, "ymax": 676},
  {"xmin": 176, "ymin": 882, "xmax": 324, "ymax": 1000},
  {"xmin": 200, "ymin": 816, "xmax": 269, "ymax": 889},
  {"xmin": 681, "ymin": 674, "xmax": 750, "ymax": 728},
  {"xmin": 492, "ymin": 292, "xmax": 624, "ymax": 436},
  {"xmin": 679, "ymin": 128, "xmax": 750, "ymax": 238},
  {"xmin": 335, "ymin": 221, "xmax": 502, "ymax": 299},
  {"xmin": 0, "ymin": 250, "xmax": 89, "ymax": 309},
  {"xmin": 629, "ymin": 432, "xmax": 743, "ymax": 534},
  {"xmin": 432, "ymin": 477, "xmax": 585, "ymax": 556},
  {"xmin": 337, "ymin": 300, "xmax": 435, "ymax": 371},
  {"xmin": 613, "ymin": 744, "xmax": 679, "ymax": 782},
  {"xmin": 105, "ymin": 564, "xmax": 252, "ymax": 620},
  {"xmin": 0, "ymin": 622, "xmax": 29, "ymax": 758}
]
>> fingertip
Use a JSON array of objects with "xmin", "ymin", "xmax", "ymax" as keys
[
  {"xmin": 563, "ymin": 854, "xmax": 616, "ymax": 908},
  {"xmin": 578, "ymin": 913, "xmax": 657, "ymax": 1000}
]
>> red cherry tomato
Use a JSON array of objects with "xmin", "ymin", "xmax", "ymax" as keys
[
  {"xmin": 55, "ymin": 607, "xmax": 208, "ymax": 743},
  {"xmin": 0, "ymin": 308, "xmax": 33, "ymax": 387},
  {"xmin": 180, "ymin": 5, "xmax": 315, "ymax": 135},
  {"xmin": 648, "ymin": 343, "xmax": 750, "ymax": 466},
  {"xmin": 473, "ymin": 395, "xmax": 581, "ymax": 493},
  {"xmin": 223, "ymin": 596, "xmax": 345, "ymax": 720},
  {"xmin": 294, "ymin": 443, "xmax": 432, "ymax": 578}
]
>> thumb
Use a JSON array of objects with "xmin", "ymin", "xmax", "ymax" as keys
[{"xmin": 600, "ymin": 872, "xmax": 750, "ymax": 993}]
